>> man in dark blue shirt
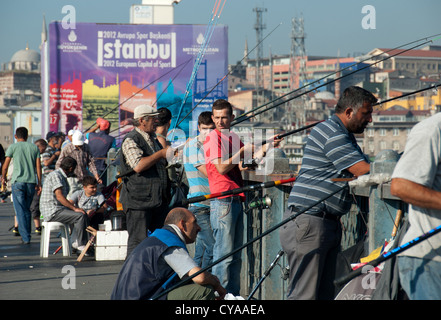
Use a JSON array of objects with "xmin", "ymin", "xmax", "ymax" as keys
[
  {"xmin": 86, "ymin": 118, "xmax": 116, "ymax": 185},
  {"xmin": 280, "ymin": 86, "xmax": 377, "ymax": 300}
]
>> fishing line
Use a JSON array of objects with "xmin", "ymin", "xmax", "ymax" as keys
[
  {"xmin": 175, "ymin": 22, "xmax": 283, "ymax": 129},
  {"xmin": 170, "ymin": 0, "xmax": 227, "ymax": 139}
]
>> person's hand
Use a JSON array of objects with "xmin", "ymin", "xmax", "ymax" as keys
[
  {"xmin": 87, "ymin": 209, "xmax": 96, "ymax": 218},
  {"xmin": 164, "ymin": 145, "xmax": 176, "ymax": 162},
  {"xmin": 213, "ymin": 277, "xmax": 227, "ymax": 300},
  {"xmin": 35, "ymin": 184, "xmax": 42, "ymax": 196},
  {"xmin": 267, "ymin": 134, "xmax": 283, "ymax": 149},
  {"xmin": 74, "ymin": 207, "xmax": 86, "ymax": 214},
  {"xmin": 1, "ymin": 177, "xmax": 7, "ymax": 190}
]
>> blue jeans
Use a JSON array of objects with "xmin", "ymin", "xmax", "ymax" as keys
[
  {"xmin": 189, "ymin": 206, "xmax": 215, "ymax": 269},
  {"xmin": 210, "ymin": 197, "xmax": 244, "ymax": 295},
  {"xmin": 12, "ymin": 182, "xmax": 36, "ymax": 243},
  {"xmin": 398, "ymin": 256, "xmax": 441, "ymax": 300}
]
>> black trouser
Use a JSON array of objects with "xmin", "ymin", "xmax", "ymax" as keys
[{"xmin": 125, "ymin": 202, "xmax": 169, "ymax": 257}]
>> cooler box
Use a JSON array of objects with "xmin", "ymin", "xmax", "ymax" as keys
[{"xmin": 95, "ymin": 230, "xmax": 128, "ymax": 261}]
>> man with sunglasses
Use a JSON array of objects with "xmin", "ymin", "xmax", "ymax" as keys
[{"xmin": 119, "ymin": 104, "xmax": 172, "ymax": 256}]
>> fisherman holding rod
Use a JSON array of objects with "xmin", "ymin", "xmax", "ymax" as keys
[
  {"xmin": 204, "ymin": 99, "xmax": 282, "ymax": 296},
  {"xmin": 279, "ymin": 86, "xmax": 377, "ymax": 300},
  {"xmin": 389, "ymin": 112, "xmax": 441, "ymax": 300}
]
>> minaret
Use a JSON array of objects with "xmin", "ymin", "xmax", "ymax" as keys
[
  {"xmin": 243, "ymin": 38, "xmax": 249, "ymax": 65},
  {"xmin": 40, "ymin": 14, "xmax": 47, "ymax": 49}
]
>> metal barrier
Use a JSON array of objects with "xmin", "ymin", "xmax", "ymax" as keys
[{"xmin": 107, "ymin": 146, "xmax": 407, "ymax": 300}]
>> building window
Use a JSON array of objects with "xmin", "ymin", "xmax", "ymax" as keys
[
  {"xmin": 367, "ymin": 128, "xmax": 374, "ymax": 137},
  {"xmin": 392, "ymin": 141, "xmax": 400, "ymax": 151},
  {"xmin": 379, "ymin": 129, "xmax": 386, "ymax": 136},
  {"xmin": 393, "ymin": 128, "xmax": 399, "ymax": 136},
  {"xmin": 380, "ymin": 141, "xmax": 387, "ymax": 150}
]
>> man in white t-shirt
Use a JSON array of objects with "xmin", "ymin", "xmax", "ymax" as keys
[{"xmin": 391, "ymin": 112, "xmax": 441, "ymax": 300}]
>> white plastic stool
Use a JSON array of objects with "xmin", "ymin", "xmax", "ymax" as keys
[{"xmin": 40, "ymin": 221, "xmax": 72, "ymax": 258}]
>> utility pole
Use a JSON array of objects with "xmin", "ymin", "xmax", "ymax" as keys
[
  {"xmin": 289, "ymin": 15, "xmax": 307, "ymax": 127},
  {"xmin": 253, "ymin": 7, "xmax": 267, "ymax": 121}
]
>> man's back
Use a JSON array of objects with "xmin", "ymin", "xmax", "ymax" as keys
[
  {"xmin": 6, "ymin": 141, "xmax": 39, "ymax": 184},
  {"xmin": 87, "ymin": 131, "xmax": 116, "ymax": 172}
]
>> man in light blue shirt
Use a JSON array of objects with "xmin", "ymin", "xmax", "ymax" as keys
[{"xmin": 183, "ymin": 111, "xmax": 215, "ymax": 268}]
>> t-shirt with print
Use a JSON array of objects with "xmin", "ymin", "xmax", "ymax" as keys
[{"xmin": 69, "ymin": 189, "xmax": 106, "ymax": 212}]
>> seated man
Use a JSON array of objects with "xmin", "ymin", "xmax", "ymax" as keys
[
  {"xmin": 111, "ymin": 207, "xmax": 226, "ymax": 300},
  {"xmin": 69, "ymin": 176, "xmax": 109, "ymax": 230},
  {"xmin": 39, "ymin": 156, "xmax": 89, "ymax": 254}
]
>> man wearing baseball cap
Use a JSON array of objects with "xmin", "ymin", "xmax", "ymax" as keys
[
  {"xmin": 56, "ymin": 130, "xmax": 102, "ymax": 198},
  {"xmin": 119, "ymin": 104, "xmax": 172, "ymax": 256}
]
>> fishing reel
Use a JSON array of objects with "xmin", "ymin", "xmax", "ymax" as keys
[
  {"xmin": 242, "ymin": 158, "xmax": 258, "ymax": 169},
  {"xmin": 249, "ymin": 195, "xmax": 272, "ymax": 209}
]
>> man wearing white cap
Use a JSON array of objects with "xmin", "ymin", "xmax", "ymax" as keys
[
  {"xmin": 62, "ymin": 129, "xmax": 74, "ymax": 149},
  {"xmin": 119, "ymin": 104, "xmax": 172, "ymax": 256},
  {"xmin": 56, "ymin": 130, "xmax": 102, "ymax": 197}
]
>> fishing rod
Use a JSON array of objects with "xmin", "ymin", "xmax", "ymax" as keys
[
  {"xmin": 374, "ymin": 83, "xmax": 441, "ymax": 106},
  {"xmin": 170, "ymin": 0, "xmax": 227, "ymax": 138},
  {"xmin": 232, "ymin": 36, "xmax": 441, "ymax": 126},
  {"xmin": 242, "ymin": 120, "xmax": 323, "ymax": 168},
  {"xmin": 181, "ymin": 176, "xmax": 296, "ymax": 205},
  {"xmin": 174, "ymin": 22, "xmax": 283, "ymax": 130},
  {"xmin": 232, "ymin": 33, "xmax": 441, "ymax": 125},
  {"xmin": 152, "ymin": 58, "xmax": 193, "ymax": 108},
  {"xmin": 334, "ymin": 222, "xmax": 441, "ymax": 287},
  {"xmin": 151, "ymin": 183, "xmax": 349, "ymax": 300},
  {"xmin": 247, "ymin": 250, "xmax": 284, "ymax": 300},
  {"xmin": 233, "ymin": 33, "xmax": 441, "ymax": 125},
  {"xmin": 242, "ymin": 82, "xmax": 441, "ymax": 168}
]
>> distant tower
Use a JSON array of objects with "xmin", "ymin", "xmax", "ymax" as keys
[
  {"xmin": 243, "ymin": 38, "xmax": 249, "ymax": 65},
  {"xmin": 253, "ymin": 6, "xmax": 267, "ymax": 118},
  {"xmin": 290, "ymin": 15, "xmax": 307, "ymax": 89},
  {"xmin": 289, "ymin": 15, "xmax": 308, "ymax": 126}
]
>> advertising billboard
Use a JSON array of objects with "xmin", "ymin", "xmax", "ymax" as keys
[{"xmin": 46, "ymin": 22, "xmax": 228, "ymax": 144}]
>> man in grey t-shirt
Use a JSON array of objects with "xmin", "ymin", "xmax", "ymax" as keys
[{"xmin": 391, "ymin": 112, "xmax": 441, "ymax": 300}]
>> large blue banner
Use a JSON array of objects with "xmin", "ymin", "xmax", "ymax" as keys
[{"xmin": 47, "ymin": 22, "xmax": 228, "ymax": 144}]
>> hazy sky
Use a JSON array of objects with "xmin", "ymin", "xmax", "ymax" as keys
[{"xmin": 1, "ymin": 0, "xmax": 440, "ymax": 65}]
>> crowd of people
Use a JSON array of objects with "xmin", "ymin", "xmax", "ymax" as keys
[
  {"xmin": 112, "ymin": 101, "xmax": 280, "ymax": 300},
  {"xmin": 4, "ymin": 88, "xmax": 441, "ymax": 300},
  {"xmin": 113, "ymin": 90, "xmax": 441, "ymax": 301},
  {"xmin": 3, "ymin": 118, "xmax": 115, "ymax": 255}
]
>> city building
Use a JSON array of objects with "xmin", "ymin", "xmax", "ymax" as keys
[
  {"xmin": 363, "ymin": 108, "xmax": 433, "ymax": 159},
  {"xmin": 367, "ymin": 46, "xmax": 441, "ymax": 78}
]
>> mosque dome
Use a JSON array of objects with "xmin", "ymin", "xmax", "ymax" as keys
[
  {"xmin": 10, "ymin": 46, "xmax": 40, "ymax": 63},
  {"xmin": 4, "ymin": 44, "xmax": 41, "ymax": 72}
]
